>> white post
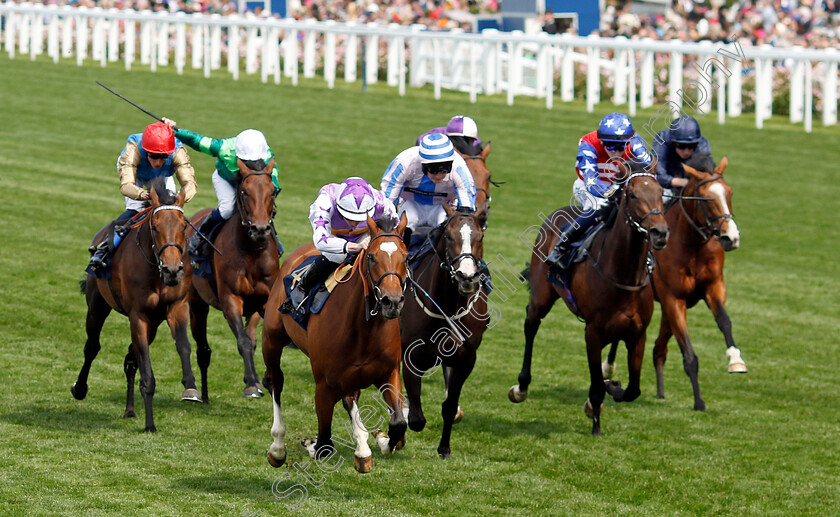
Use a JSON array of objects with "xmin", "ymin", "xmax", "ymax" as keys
[
  {"xmin": 323, "ymin": 21, "xmax": 336, "ymax": 88},
  {"xmin": 366, "ymin": 23, "xmax": 379, "ymax": 84},
  {"xmin": 754, "ymin": 57, "xmax": 763, "ymax": 129},
  {"xmin": 470, "ymin": 39, "xmax": 478, "ymax": 104},
  {"xmin": 560, "ymin": 34, "xmax": 574, "ymax": 102},
  {"xmin": 822, "ymin": 49, "xmax": 838, "ymax": 126},
  {"xmin": 273, "ymin": 27, "xmax": 281, "ymax": 85},
  {"xmin": 585, "ymin": 34, "xmax": 600, "ymax": 113},
  {"xmin": 62, "ymin": 14, "xmax": 73, "ymax": 59},
  {"xmin": 139, "ymin": 15, "xmax": 151, "ymax": 65},
  {"xmin": 210, "ymin": 15, "xmax": 222, "ymax": 70},
  {"xmin": 19, "ymin": 12, "xmax": 30, "ymax": 55},
  {"xmin": 408, "ymin": 25, "xmax": 425, "ymax": 88},
  {"xmin": 433, "ymin": 38, "xmax": 441, "ymax": 100},
  {"xmin": 303, "ymin": 27, "xmax": 316, "ymax": 78},
  {"xmin": 387, "ymin": 23, "xmax": 400, "ymax": 87},
  {"xmin": 75, "ymin": 11, "xmax": 88, "ymax": 66},
  {"xmin": 31, "ymin": 8, "xmax": 44, "ymax": 60},
  {"xmin": 175, "ymin": 13, "xmax": 187, "ymax": 75},
  {"xmin": 191, "ymin": 14, "xmax": 202, "ymax": 69},
  {"xmin": 790, "ymin": 54, "xmax": 804, "ymax": 124},
  {"xmin": 804, "ymin": 60, "xmax": 813, "ymax": 133},
  {"xmin": 283, "ymin": 23, "xmax": 299, "ymax": 85},
  {"xmin": 124, "ymin": 18, "xmax": 135, "ymax": 71},
  {"xmin": 226, "ymin": 21, "xmax": 239, "ymax": 79},
  {"xmin": 727, "ymin": 50, "xmax": 742, "ymax": 117},
  {"xmin": 507, "ymin": 40, "xmax": 519, "ymax": 106},
  {"xmin": 107, "ymin": 14, "xmax": 119, "ymax": 62},
  {"xmin": 716, "ymin": 64, "xmax": 725, "ymax": 124},
  {"xmin": 261, "ymin": 25, "xmax": 271, "ymax": 83},
  {"xmin": 344, "ymin": 23, "xmax": 357, "ymax": 83},
  {"xmin": 48, "ymin": 11, "xmax": 60, "ymax": 63},
  {"xmin": 149, "ymin": 20, "xmax": 157, "ymax": 73},
  {"xmin": 246, "ymin": 23, "xmax": 259, "ymax": 75},
  {"xmin": 4, "ymin": 10, "xmax": 15, "ymax": 58},
  {"xmin": 481, "ymin": 29, "xmax": 498, "ymax": 96},
  {"xmin": 158, "ymin": 20, "xmax": 170, "ymax": 67},
  {"xmin": 93, "ymin": 14, "xmax": 105, "ymax": 66},
  {"xmin": 668, "ymin": 51, "xmax": 683, "ymax": 113},
  {"xmin": 640, "ymin": 42, "xmax": 654, "ymax": 108},
  {"xmin": 628, "ymin": 49, "xmax": 636, "ymax": 116},
  {"xmin": 398, "ymin": 36, "xmax": 406, "ymax": 96},
  {"xmin": 544, "ymin": 43, "xmax": 553, "ymax": 109},
  {"xmin": 613, "ymin": 36, "xmax": 627, "ymax": 105},
  {"xmin": 697, "ymin": 41, "xmax": 714, "ymax": 114},
  {"xmin": 203, "ymin": 24, "xmax": 210, "ymax": 78}
]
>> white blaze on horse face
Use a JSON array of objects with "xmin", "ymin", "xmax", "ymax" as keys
[
  {"xmin": 379, "ymin": 241, "xmax": 398, "ymax": 258},
  {"xmin": 709, "ymin": 182, "xmax": 740, "ymax": 248},
  {"xmin": 269, "ymin": 392, "xmax": 287, "ymax": 462},
  {"xmin": 456, "ymin": 223, "xmax": 477, "ymax": 277},
  {"xmin": 349, "ymin": 401, "xmax": 372, "ymax": 459}
]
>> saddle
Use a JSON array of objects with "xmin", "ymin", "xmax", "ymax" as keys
[
  {"xmin": 546, "ymin": 222, "xmax": 606, "ymax": 319},
  {"xmin": 279, "ymin": 256, "xmax": 353, "ymax": 329}
]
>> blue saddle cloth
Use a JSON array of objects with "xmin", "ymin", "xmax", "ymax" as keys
[
  {"xmin": 279, "ymin": 256, "xmax": 349, "ymax": 330},
  {"xmin": 546, "ymin": 222, "xmax": 605, "ymax": 319},
  {"xmin": 191, "ymin": 222, "xmax": 226, "ymax": 279}
]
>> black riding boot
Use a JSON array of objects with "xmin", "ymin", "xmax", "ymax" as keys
[
  {"xmin": 281, "ymin": 255, "xmax": 336, "ymax": 313},
  {"xmin": 88, "ymin": 240, "xmax": 110, "ymax": 271},
  {"xmin": 189, "ymin": 209, "xmax": 223, "ymax": 259},
  {"xmin": 546, "ymin": 210, "xmax": 600, "ymax": 268}
]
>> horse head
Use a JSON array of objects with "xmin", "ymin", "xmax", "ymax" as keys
[
  {"xmin": 364, "ymin": 213, "xmax": 409, "ymax": 319},
  {"xmin": 236, "ymin": 158, "xmax": 278, "ymax": 246},
  {"xmin": 460, "ymin": 142, "xmax": 492, "ymax": 230},
  {"xmin": 148, "ymin": 183, "xmax": 188, "ymax": 286},
  {"xmin": 619, "ymin": 161, "xmax": 669, "ymax": 250},
  {"xmin": 441, "ymin": 204, "xmax": 487, "ymax": 297},
  {"xmin": 682, "ymin": 155, "xmax": 740, "ymax": 251}
]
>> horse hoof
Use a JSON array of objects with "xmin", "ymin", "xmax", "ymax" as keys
[
  {"xmin": 602, "ymin": 359, "xmax": 617, "ymax": 379},
  {"xmin": 726, "ymin": 347, "xmax": 748, "ymax": 373},
  {"xmin": 354, "ymin": 455, "xmax": 373, "ymax": 473},
  {"xmin": 728, "ymin": 362, "xmax": 748, "ymax": 373},
  {"xmin": 243, "ymin": 385, "xmax": 264, "ymax": 398},
  {"xmin": 300, "ymin": 438, "xmax": 317, "ymax": 459},
  {"xmin": 508, "ymin": 385, "xmax": 527, "ymax": 403},
  {"xmin": 267, "ymin": 450, "xmax": 287, "ymax": 468},
  {"xmin": 395, "ymin": 435, "xmax": 406, "ymax": 451},
  {"xmin": 181, "ymin": 388, "xmax": 202, "ymax": 402},
  {"xmin": 453, "ymin": 406, "xmax": 464, "ymax": 424},
  {"xmin": 143, "ymin": 425, "xmax": 157, "ymax": 433},
  {"xmin": 70, "ymin": 382, "xmax": 88, "ymax": 400},
  {"xmin": 584, "ymin": 399, "xmax": 603, "ymax": 419},
  {"xmin": 694, "ymin": 400, "xmax": 706, "ymax": 411},
  {"xmin": 372, "ymin": 430, "xmax": 391, "ymax": 454},
  {"xmin": 438, "ymin": 448, "xmax": 451, "ymax": 459},
  {"xmin": 123, "ymin": 410, "xmax": 136, "ymax": 419}
]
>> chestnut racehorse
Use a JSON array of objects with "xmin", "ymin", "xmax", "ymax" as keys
[
  {"xmin": 262, "ymin": 215, "xmax": 409, "ymax": 473},
  {"xmin": 509, "ymin": 164, "xmax": 669, "ymax": 435},
  {"xmin": 603, "ymin": 152, "xmax": 745, "ymax": 411},
  {"xmin": 73, "ymin": 179, "xmax": 197, "ymax": 432},
  {"xmin": 401, "ymin": 205, "xmax": 489, "ymax": 459},
  {"xmin": 188, "ymin": 159, "xmax": 280, "ymax": 400},
  {"xmin": 459, "ymin": 143, "xmax": 494, "ymax": 230}
]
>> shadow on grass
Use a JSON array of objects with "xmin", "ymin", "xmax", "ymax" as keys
[
  {"xmin": 171, "ymin": 473, "xmax": 273, "ymax": 501},
  {"xmin": 0, "ymin": 405, "xmax": 122, "ymax": 432}
]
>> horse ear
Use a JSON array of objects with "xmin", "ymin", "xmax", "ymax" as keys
[
  {"xmin": 149, "ymin": 186, "xmax": 161, "ymax": 206},
  {"xmin": 443, "ymin": 203, "xmax": 457, "ymax": 218},
  {"xmin": 264, "ymin": 157, "xmax": 276, "ymax": 173},
  {"xmin": 366, "ymin": 216, "xmax": 379, "ymax": 237},
  {"xmin": 715, "ymin": 156, "xmax": 728, "ymax": 175},
  {"xmin": 175, "ymin": 188, "xmax": 186, "ymax": 207},
  {"xmin": 396, "ymin": 212, "xmax": 408, "ymax": 236},
  {"xmin": 476, "ymin": 202, "xmax": 490, "ymax": 229},
  {"xmin": 682, "ymin": 163, "xmax": 704, "ymax": 181},
  {"xmin": 480, "ymin": 141, "xmax": 491, "ymax": 159},
  {"xmin": 236, "ymin": 158, "xmax": 249, "ymax": 174}
]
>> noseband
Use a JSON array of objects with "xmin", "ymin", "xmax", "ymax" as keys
[
  {"xmin": 143, "ymin": 204, "xmax": 185, "ymax": 277},
  {"xmin": 236, "ymin": 171, "xmax": 277, "ymax": 234},
  {"xmin": 363, "ymin": 232, "xmax": 408, "ymax": 318},
  {"xmin": 679, "ymin": 174, "xmax": 733, "ymax": 242},
  {"xmin": 431, "ymin": 212, "xmax": 483, "ymax": 283},
  {"xmin": 619, "ymin": 173, "xmax": 664, "ymax": 237}
]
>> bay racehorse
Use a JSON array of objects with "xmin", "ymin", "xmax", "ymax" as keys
[
  {"xmin": 401, "ymin": 205, "xmax": 489, "ymax": 458},
  {"xmin": 188, "ymin": 159, "xmax": 280, "ymax": 400},
  {"xmin": 262, "ymin": 214, "xmax": 409, "ymax": 473},
  {"xmin": 509, "ymin": 162, "xmax": 669, "ymax": 435},
  {"xmin": 73, "ymin": 178, "xmax": 198, "ymax": 432},
  {"xmin": 459, "ymin": 143, "xmax": 495, "ymax": 230},
  {"xmin": 602, "ymin": 152, "xmax": 745, "ymax": 411}
]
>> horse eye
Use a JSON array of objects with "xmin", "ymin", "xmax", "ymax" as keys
[
  {"xmin": 627, "ymin": 191, "xmax": 636, "ymax": 199},
  {"xmin": 368, "ymin": 255, "xmax": 375, "ymax": 262}
]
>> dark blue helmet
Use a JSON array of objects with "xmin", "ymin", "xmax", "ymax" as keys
[
  {"xmin": 597, "ymin": 112, "xmax": 635, "ymax": 144},
  {"xmin": 671, "ymin": 116, "xmax": 702, "ymax": 144}
]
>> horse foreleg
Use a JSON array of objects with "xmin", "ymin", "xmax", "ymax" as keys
[
  {"xmin": 189, "ymin": 290, "xmax": 212, "ymax": 403},
  {"xmin": 130, "ymin": 315, "xmax": 157, "ymax": 432},
  {"xmin": 584, "ymin": 326, "xmax": 607, "ymax": 436},
  {"xmin": 378, "ymin": 369, "xmax": 407, "ymax": 453},
  {"xmin": 341, "ymin": 392, "xmax": 373, "ymax": 471},
  {"xmin": 603, "ymin": 341, "xmax": 619, "ymax": 379},
  {"xmin": 510, "ymin": 291, "xmax": 556, "ymax": 403},
  {"xmin": 262, "ymin": 315, "xmax": 288, "ymax": 468},
  {"xmin": 653, "ymin": 308, "xmax": 673, "ymax": 399},
  {"xmin": 245, "ymin": 313, "xmax": 265, "ymax": 394},
  {"xmin": 664, "ymin": 297, "xmax": 705, "ymax": 411},
  {"xmin": 438, "ymin": 356, "xmax": 475, "ymax": 459},
  {"xmin": 610, "ymin": 333, "xmax": 645, "ymax": 403},
  {"xmin": 443, "ymin": 366, "xmax": 464, "ymax": 423},
  {"xmin": 310, "ymin": 382, "xmax": 342, "ymax": 471},
  {"xmin": 71, "ymin": 284, "xmax": 111, "ymax": 400},
  {"xmin": 705, "ymin": 282, "xmax": 747, "ymax": 373},
  {"xmin": 123, "ymin": 344, "xmax": 137, "ymax": 418},
  {"xmin": 167, "ymin": 300, "xmax": 200, "ymax": 402},
  {"xmin": 222, "ymin": 298, "xmax": 262, "ymax": 397}
]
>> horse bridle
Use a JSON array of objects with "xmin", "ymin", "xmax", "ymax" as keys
[
  {"xmin": 679, "ymin": 174, "xmax": 733, "ymax": 243},
  {"xmin": 431, "ymin": 212, "xmax": 484, "ymax": 284},
  {"xmin": 617, "ymin": 173, "xmax": 664, "ymax": 237},
  {"xmin": 236, "ymin": 171, "xmax": 277, "ymax": 234},
  {"xmin": 140, "ymin": 205, "xmax": 186, "ymax": 277},
  {"xmin": 363, "ymin": 232, "xmax": 408, "ymax": 317}
]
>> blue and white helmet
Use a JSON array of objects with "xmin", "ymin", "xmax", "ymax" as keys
[
  {"xmin": 418, "ymin": 133, "xmax": 455, "ymax": 164},
  {"xmin": 597, "ymin": 112, "xmax": 635, "ymax": 144},
  {"xmin": 336, "ymin": 177, "xmax": 376, "ymax": 222}
]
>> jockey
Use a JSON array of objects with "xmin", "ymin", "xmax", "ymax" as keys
[
  {"xmin": 381, "ymin": 133, "xmax": 477, "ymax": 247},
  {"xmin": 88, "ymin": 122, "xmax": 196, "ymax": 270},
  {"xmin": 161, "ymin": 118, "xmax": 282, "ymax": 259},
  {"xmin": 282, "ymin": 177, "xmax": 398, "ymax": 313},
  {"xmin": 546, "ymin": 112, "xmax": 654, "ymax": 268},
  {"xmin": 653, "ymin": 115, "xmax": 713, "ymax": 199},
  {"xmin": 416, "ymin": 115, "xmax": 483, "ymax": 156}
]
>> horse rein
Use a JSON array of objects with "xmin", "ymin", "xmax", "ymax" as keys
[
  {"xmin": 136, "ymin": 204, "xmax": 186, "ymax": 276},
  {"xmin": 618, "ymin": 173, "xmax": 664, "ymax": 237}
]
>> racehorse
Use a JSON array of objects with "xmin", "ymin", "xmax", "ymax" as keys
[
  {"xmin": 401, "ymin": 205, "xmax": 489, "ymax": 458},
  {"xmin": 459, "ymin": 143, "xmax": 495, "ymax": 230},
  {"xmin": 262, "ymin": 214, "xmax": 409, "ymax": 473},
  {"xmin": 509, "ymin": 162, "xmax": 670, "ymax": 436},
  {"xmin": 72, "ymin": 178, "xmax": 197, "ymax": 432},
  {"xmin": 188, "ymin": 159, "xmax": 280, "ymax": 400},
  {"xmin": 601, "ymin": 153, "xmax": 744, "ymax": 411}
]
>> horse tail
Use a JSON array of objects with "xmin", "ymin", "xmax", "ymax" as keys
[
  {"xmin": 78, "ymin": 276, "xmax": 87, "ymax": 294},
  {"xmin": 520, "ymin": 263, "xmax": 531, "ymax": 287}
]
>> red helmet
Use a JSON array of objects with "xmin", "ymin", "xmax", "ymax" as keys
[{"xmin": 141, "ymin": 122, "xmax": 175, "ymax": 155}]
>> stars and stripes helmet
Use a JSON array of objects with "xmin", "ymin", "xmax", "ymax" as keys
[
  {"xmin": 418, "ymin": 133, "xmax": 455, "ymax": 164},
  {"xmin": 336, "ymin": 177, "xmax": 376, "ymax": 222},
  {"xmin": 596, "ymin": 112, "xmax": 635, "ymax": 145}
]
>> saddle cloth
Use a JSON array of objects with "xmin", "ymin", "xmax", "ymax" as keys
[
  {"xmin": 279, "ymin": 255, "xmax": 353, "ymax": 330},
  {"xmin": 546, "ymin": 222, "xmax": 605, "ymax": 318}
]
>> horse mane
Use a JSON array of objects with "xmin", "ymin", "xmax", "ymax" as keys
[
  {"xmin": 375, "ymin": 214, "xmax": 398, "ymax": 233},
  {"xmin": 148, "ymin": 177, "xmax": 177, "ymax": 205},
  {"xmin": 683, "ymin": 151, "xmax": 716, "ymax": 174}
]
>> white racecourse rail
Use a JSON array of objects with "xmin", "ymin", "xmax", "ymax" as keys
[{"xmin": 2, "ymin": 2, "xmax": 838, "ymax": 132}]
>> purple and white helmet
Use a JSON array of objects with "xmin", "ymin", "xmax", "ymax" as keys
[
  {"xmin": 445, "ymin": 115, "xmax": 478, "ymax": 138},
  {"xmin": 419, "ymin": 133, "xmax": 455, "ymax": 164},
  {"xmin": 336, "ymin": 177, "xmax": 376, "ymax": 222}
]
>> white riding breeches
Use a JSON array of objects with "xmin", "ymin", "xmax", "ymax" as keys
[
  {"xmin": 125, "ymin": 175, "xmax": 176, "ymax": 211},
  {"xmin": 212, "ymin": 170, "xmax": 237, "ymax": 220},
  {"xmin": 399, "ymin": 199, "xmax": 447, "ymax": 234}
]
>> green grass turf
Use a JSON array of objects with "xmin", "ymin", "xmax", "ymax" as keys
[{"xmin": 0, "ymin": 55, "xmax": 838, "ymax": 517}]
